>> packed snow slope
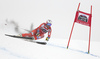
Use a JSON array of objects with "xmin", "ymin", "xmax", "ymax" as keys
[
  {"xmin": 0, "ymin": 0, "xmax": 100, "ymax": 59},
  {"xmin": 0, "ymin": 20, "xmax": 100, "ymax": 59}
]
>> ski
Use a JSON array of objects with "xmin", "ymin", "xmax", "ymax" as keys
[
  {"xmin": 5, "ymin": 34, "xmax": 47, "ymax": 45},
  {"xmin": 5, "ymin": 34, "xmax": 33, "ymax": 39}
]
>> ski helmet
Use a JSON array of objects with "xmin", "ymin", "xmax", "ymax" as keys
[{"xmin": 46, "ymin": 20, "xmax": 52, "ymax": 26}]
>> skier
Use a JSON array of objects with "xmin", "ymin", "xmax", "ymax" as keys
[{"xmin": 21, "ymin": 20, "xmax": 52, "ymax": 41}]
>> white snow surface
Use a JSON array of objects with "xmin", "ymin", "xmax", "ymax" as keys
[
  {"xmin": 0, "ymin": 0, "xmax": 100, "ymax": 59},
  {"xmin": 0, "ymin": 22, "xmax": 100, "ymax": 59}
]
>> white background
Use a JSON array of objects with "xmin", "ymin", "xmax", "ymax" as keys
[
  {"xmin": 0, "ymin": 0, "xmax": 100, "ymax": 41},
  {"xmin": 0, "ymin": 0, "xmax": 100, "ymax": 59}
]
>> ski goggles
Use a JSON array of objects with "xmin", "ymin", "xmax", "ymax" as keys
[{"xmin": 47, "ymin": 23, "xmax": 52, "ymax": 26}]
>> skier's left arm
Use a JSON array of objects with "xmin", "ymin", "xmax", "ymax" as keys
[{"xmin": 46, "ymin": 27, "xmax": 52, "ymax": 41}]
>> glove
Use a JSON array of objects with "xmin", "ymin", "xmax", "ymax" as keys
[
  {"xmin": 36, "ymin": 32, "xmax": 40, "ymax": 36},
  {"xmin": 46, "ymin": 37, "xmax": 50, "ymax": 41}
]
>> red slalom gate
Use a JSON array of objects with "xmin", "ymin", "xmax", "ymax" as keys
[{"xmin": 67, "ymin": 3, "xmax": 92, "ymax": 54}]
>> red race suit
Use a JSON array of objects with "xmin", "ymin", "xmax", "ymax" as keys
[{"xmin": 22, "ymin": 23, "xmax": 52, "ymax": 40}]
